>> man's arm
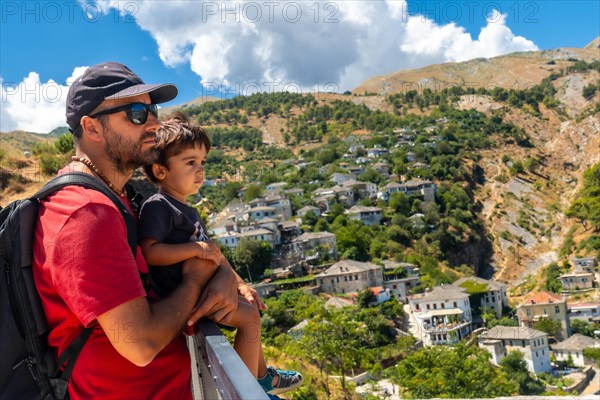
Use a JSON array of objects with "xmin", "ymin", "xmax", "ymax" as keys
[
  {"xmin": 96, "ymin": 258, "xmax": 213, "ymax": 367},
  {"xmin": 187, "ymin": 264, "xmax": 240, "ymax": 325}
]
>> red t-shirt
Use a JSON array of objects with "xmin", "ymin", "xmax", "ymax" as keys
[{"xmin": 33, "ymin": 183, "xmax": 192, "ymax": 400}]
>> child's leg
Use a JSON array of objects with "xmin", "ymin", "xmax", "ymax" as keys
[{"xmin": 221, "ymin": 298, "xmax": 262, "ymax": 378}]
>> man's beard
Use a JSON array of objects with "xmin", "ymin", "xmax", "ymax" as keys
[{"xmin": 103, "ymin": 125, "xmax": 159, "ymax": 174}]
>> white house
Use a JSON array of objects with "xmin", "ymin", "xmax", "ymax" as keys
[
  {"xmin": 238, "ymin": 228, "xmax": 277, "ymax": 246},
  {"xmin": 351, "ymin": 286, "xmax": 392, "ymax": 305},
  {"xmin": 453, "ymin": 277, "xmax": 508, "ymax": 319},
  {"xmin": 367, "ymin": 148, "xmax": 389, "ymax": 158},
  {"xmin": 408, "ymin": 285, "xmax": 472, "ymax": 346},
  {"xmin": 478, "ymin": 326, "xmax": 552, "ymax": 374},
  {"xmin": 551, "ymin": 334, "xmax": 600, "ymax": 367},
  {"xmin": 345, "ymin": 206, "xmax": 383, "ymax": 226}
]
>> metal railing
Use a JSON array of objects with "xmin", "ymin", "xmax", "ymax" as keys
[{"xmin": 188, "ymin": 321, "xmax": 270, "ymax": 400}]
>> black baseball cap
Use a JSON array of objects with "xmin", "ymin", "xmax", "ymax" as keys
[{"xmin": 66, "ymin": 62, "xmax": 178, "ymax": 132}]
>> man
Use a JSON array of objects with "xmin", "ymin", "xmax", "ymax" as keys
[{"xmin": 32, "ymin": 62, "xmax": 244, "ymax": 399}]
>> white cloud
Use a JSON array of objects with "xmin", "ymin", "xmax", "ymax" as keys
[
  {"xmin": 4, "ymin": 1, "xmax": 540, "ymax": 132},
  {"xmin": 97, "ymin": 0, "xmax": 537, "ymax": 92},
  {"xmin": 1, "ymin": 67, "xmax": 87, "ymax": 133}
]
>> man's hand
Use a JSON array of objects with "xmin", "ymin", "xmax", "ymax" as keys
[
  {"xmin": 187, "ymin": 265, "xmax": 239, "ymax": 326},
  {"xmin": 195, "ymin": 241, "xmax": 222, "ymax": 265},
  {"xmin": 238, "ymin": 281, "xmax": 267, "ymax": 311}
]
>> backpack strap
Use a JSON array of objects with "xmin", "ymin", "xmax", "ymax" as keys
[
  {"xmin": 35, "ymin": 172, "xmax": 140, "ymax": 399},
  {"xmin": 35, "ymin": 172, "xmax": 137, "ymax": 257}
]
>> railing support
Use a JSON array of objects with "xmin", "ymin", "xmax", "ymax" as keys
[{"xmin": 188, "ymin": 321, "xmax": 270, "ymax": 400}]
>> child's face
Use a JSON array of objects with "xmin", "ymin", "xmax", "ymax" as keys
[{"xmin": 157, "ymin": 144, "xmax": 207, "ymax": 203}]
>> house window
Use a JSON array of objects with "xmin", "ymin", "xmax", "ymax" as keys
[
  {"xmin": 453, "ymin": 302, "xmax": 457, "ymax": 307},
  {"xmin": 433, "ymin": 304, "xmax": 437, "ymax": 309},
  {"xmin": 426, "ymin": 304, "xmax": 430, "ymax": 310},
  {"xmin": 526, "ymin": 309, "xmax": 531, "ymax": 316},
  {"xmin": 441, "ymin": 303, "xmax": 445, "ymax": 309},
  {"xmin": 522, "ymin": 340, "xmax": 525, "ymax": 347},
  {"xmin": 542, "ymin": 350, "xmax": 545, "ymax": 355},
  {"xmin": 555, "ymin": 306, "xmax": 560, "ymax": 314},
  {"xmin": 393, "ymin": 285, "xmax": 397, "ymax": 289},
  {"xmin": 536, "ymin": 351, "xmax": 538, "ymax": 357}
]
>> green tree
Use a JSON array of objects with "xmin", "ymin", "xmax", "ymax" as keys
[
  {"xmin": 243, "ymin": 184, "xmax": 263, "ymax": 202},
  {"xmin": 570, "ymin": 319, "xmax": 596, "ymax": 337},
  {"xmin": 389, "ymin": 192, "xmax": 410, "ymax": 215},
  {"xmin": 300, "ymin": 308, "xmax": 365, "ymax": 398},
  {"xmin": 583, "ymin": 348, "xmax": 600, "ymax": 367},
  {"xmin": 232, "ymin": 238, "xmax": 273, "ymax": 281},
  {"xmin": 55, "ymin": 132, "xmax": 74, "ymax": 154},
  {"xmin": 566, "ymin": 163, "xmax": 600, "ymax": 230},
  {"xmin": 223, "ymin": 181, "xmax": 243, "ymax": 202},
  {"xmin": 357, "ymin": 288, "xmax": 376, "ymax": 308},
  {"xmin": 391, "ymin": 343, "xmax": 518, "ymax": 398},
  {"xmin": 534, "ymin": 317, "xmax": 561, "ymax": 338},
  {"xmin": 500, "ymin": 351, "xmax": 544, "ymax": 395}
]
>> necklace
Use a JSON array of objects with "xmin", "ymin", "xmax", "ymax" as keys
[{"xmin": 71, "ymin": 156, "xmax": 127, "ymax": 197}]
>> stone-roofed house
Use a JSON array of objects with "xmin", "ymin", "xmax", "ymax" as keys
[
  {"xmin": 266, "ymin": 182, "xmax": 287, "ymax": 192},
  {"xmin": 330, "ymin": 172, "xmax": 356, "ymax": 185},
  {"xmin": 214, "ymin": 231, "xmax": 241, "ymax": 248},
  {"xmin": 551, "ymin": 334, "xmax": 600, "ymax": 367},
  {"xmin": 478, "ymin": 326, "xmax": 551, "ymax": 374},
  {"xmin": 324, "ymin": 296, "xmax": 355, "ymax": 309},
  {"xmin": 235, "ymin": 206, "xmax": 277, "ymax": 222},
  {"xmin": 453, "ymin": 277, "xmax": 508, "ymax": 319},
  {"xmin": 284, "ymin": 188, "xmax": 304, "ymax": 197},
  {"xmin": 567, "ymin": 302, "xmax": 600, "ymax": 323},
  {"xmin": 559, "ymin": 270, "xmax": 594, "ymax": 292},
  {"xmin": 345, "ymin": 205, "xmax": 383, "ymax": 226},
  {"xmin": 572, "ymin": 257, "xmax": 597, "ymax": 270},
  {"xmin": 291, "ymin": 232, "xmax": 338, "ymax": 260},
  {"xmin": 517, "ymin": 291, "xmax": 571, "ymax": 339},
  {"xmin": 408, "ymin": 285, "xmax": 472, "ymax": 346},
  {"xmin": 341, "ymin": 179, "xmax": 377, "ymax": 199},
  {"xmin": 316, "ymin": 260, "xmax": 383, "ymax": 295},
  {"xmin": 297, "ymin": 205, "xmax": 321, "ymax": 218},
  {"xmin": 372, "ymin": 162, "xmax": 390, "ymax": 177}
]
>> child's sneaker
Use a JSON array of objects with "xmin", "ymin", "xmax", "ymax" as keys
[{"xmin": 258, "ymin": 366, "xmax": 303, "ymax": 395}]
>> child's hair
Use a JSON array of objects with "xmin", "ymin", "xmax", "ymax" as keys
[{"xmin": 144, "ymin": 111, "xmax": 211, "ymax": 183}]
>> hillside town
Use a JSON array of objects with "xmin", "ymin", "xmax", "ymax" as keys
[{"xmin": 198, "ymin": 128, "xmax": 600, "ymax": 396}]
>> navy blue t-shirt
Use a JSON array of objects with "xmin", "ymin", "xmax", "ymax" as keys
[{"xmin": 138, "ymin": 192, "xmax": 209, "ymax": 297}]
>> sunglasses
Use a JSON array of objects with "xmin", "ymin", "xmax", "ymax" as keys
[{"xmin": 89, "ymin": 103, "xmax": 159, "ymax": 125}]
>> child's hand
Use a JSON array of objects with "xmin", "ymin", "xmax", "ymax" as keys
[{"xmin": 195, "ymin": 241, "xmax": 222, "ymax": 264}]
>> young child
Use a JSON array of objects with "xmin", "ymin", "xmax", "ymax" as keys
[{"xmin": 138, "ymin": 112, "xmax": 302, "ymax": 397}]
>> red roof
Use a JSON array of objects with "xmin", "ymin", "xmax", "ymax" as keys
[
  {"xmin": 522, "ymin": 291, "xmax": 564, "ymax": 305},
  {"xmin": 370, "ymin": 286, "xmax": 385, "ymax": 296}
]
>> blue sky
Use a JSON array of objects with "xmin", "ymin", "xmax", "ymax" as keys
[{"xmin": 1, "ymin": 0, "xmax": 598, "ymax": 133}]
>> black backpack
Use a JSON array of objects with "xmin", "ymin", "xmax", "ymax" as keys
[{"xmin": 0, "ymin": 172, "xmax": 137, "ymax": 400}]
